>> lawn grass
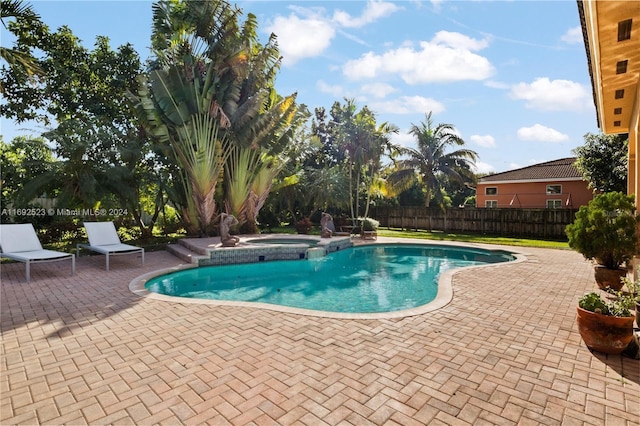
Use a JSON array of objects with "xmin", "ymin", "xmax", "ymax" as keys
[
  {"xmin": 265, "ymin": 226, "xmax": 569, "ymax": 249},
  {"xmin": 376, "ymin": 228, "xmax": 569, "ymax": 249}
]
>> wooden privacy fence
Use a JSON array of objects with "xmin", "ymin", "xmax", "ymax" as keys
[{"xmin": 369, "ymin": 206, "xmax": 578, "ymax": 239}]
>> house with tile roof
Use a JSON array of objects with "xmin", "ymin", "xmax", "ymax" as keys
[{"xmin": 476, "ymin": 158, "xmax": 594, "ymax": 209}]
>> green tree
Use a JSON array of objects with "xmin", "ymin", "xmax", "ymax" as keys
[
  {"xmin": 0, "ymin": 0, "xmax": 44, "ymax": 93},
  {"xmin": 1, "ymin": 19, "xmax": 163, "ymax": 237},
  {"xmin": 309, "ymin": 106, "xmax": 344, "ymax": 168},
  {"xmin": 264, "ymin": 105, "xmax": 350, "ymax": 227},
  {"xmin": 0, "ymin": 135, "xmax": 57, "ymax": 211},
  {"xmin": 573, "ymin": 132, "xmax": 627, "ymax": 193},
  {"xmin": 388, "ymin": 112, "xmax": 478, "ymax": 209},
  {"xmin": 329, "ymin": 99, "xmax": 396, "ymax": 224}
]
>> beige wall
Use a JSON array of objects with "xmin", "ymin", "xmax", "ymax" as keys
[
  {"xmin": 629, "ymin": 80, "xmax": 639, "ymax": 207},
  {"xmin": 476, "ymin": 180, "xmax": 594, "ymax": 209}
]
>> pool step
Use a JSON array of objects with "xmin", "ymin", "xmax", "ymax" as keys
[
  {"xmin": 177, "ymin": 238, "xmax": 213, "ymax": 256},
  {"xmin": 306, "ymin": 247, "xmax": 326, "ymax": 259},
  {"xmin": 166, "ymin": 243, "xmax": 206, "ymax": 264}
]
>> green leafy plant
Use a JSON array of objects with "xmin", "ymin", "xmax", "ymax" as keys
[
  {"xmin": 565, "ymin": 191, "xmax": 638, "ymax": 269},
  {"xmin": 622, "ymin": 269, "xmax": 640, "ymax": 304},
  {"xmin": 579, "ymin": 291, "xmax": 634, "ymax": 317},
  {"xmin": 359, "ymin": 217, "xmax": 380, "ymax": 231}
]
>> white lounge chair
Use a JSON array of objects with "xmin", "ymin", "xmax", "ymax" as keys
[
  {"xmin": 77, "ymin": 222, "xmax": 144, "ymax": 271},
  {"xmin": 0, "ymin": 223, "xmax": 75, "ymax": 282}
]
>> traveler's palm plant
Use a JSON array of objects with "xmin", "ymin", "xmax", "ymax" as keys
[
  {"xmin": 132, "ymin": 0, "xmax": 298, "ymax": 234},
  {"xmin": 132, "ymin": 59, "xmax": 231, "ymax": 235}
]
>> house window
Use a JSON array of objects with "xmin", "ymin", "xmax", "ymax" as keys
[
  {"xmin": 547, "ymin": 200, "xmax": 562, "ymax": 209},
  {"xmin": 485, "ymin": 200, "xmax": 497, "ymax": 208},
  {"xmin": 485, "ymin": 187, "xmax": 497, "ymax": 195},
  {"xmin": 616, "ymin": 60, "xmax": 628, "ymax": 74},
  {"xmin": 546, "ymin": 185, "xmax": 562, "ymax": 194},
  {"xmin": 618, "ymin": 19, "xmax": 632, "ymax": 41}
]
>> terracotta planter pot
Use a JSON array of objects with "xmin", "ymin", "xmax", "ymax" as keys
[
  {"xmin": 593, "ymin": 266, "xmax": 627, "ymax": 290},
  {"xmin": 576, "ymin": 306, "xmax": 635, "ymax": 354}
]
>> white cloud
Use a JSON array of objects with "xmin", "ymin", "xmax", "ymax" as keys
[
  {"xmin": 267, "ymin": 2, "xmax": 401, "ymax": 66},
  {"xmin": 473, "ymin": 161, "xmax": 495, "ymax": 174},
  {"xmin": 470, "ymin": 134, "xmax": 496, "ymax": 148},
  {"xmin": 517, "ymin": 124, "xmax": 569, "ymax": 142},
  {"xmin": 429, "ymin": 0, "xmax": 444, "ymax": 12},
  {"xmin": 431, "ymin": 31, "xmax": 490, "ymax": 51},
  {"xmin": 266, "ymin": 14, "xmax": 335, "ymax": 66},
  {"xmin": 360, "ymin": 82, "xmax": 396, "ymax": 98},
  {"xmin": 316, "ymin": 80, "xmax": 346, "ymax": 97},
  {"xmin": 509, "ymin": 77, "xmax": 590, "ymax": 111},
  {"xmin": 342, "ymin": 31, "xmax": 494, "ymax": 83},
  {"xmin": 508, "ymin": 162, "xmax": 522, "ymax": 170},
  {"xmin": 391, "ymin": 131, "xmax": 416, "ymax": 148},
  {"xmin": 561, "ymin": 26, "xmax": 583, "ymax": 44},
  {"xmin": 369, "ymin": 96, "xmax": 446, "ymax": 114},
  {"xmin": 484, "ymin": 80, "xmax": 510, "ymax": 90},
  {"xmin": 333, "ymin": 1, "xmax": 401, "ymax": 28}
]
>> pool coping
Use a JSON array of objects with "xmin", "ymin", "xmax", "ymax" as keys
[{"xmin": 129, "ymin": 237, "xmax": 528, "ymax": 319}]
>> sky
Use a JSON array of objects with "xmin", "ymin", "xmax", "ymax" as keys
[{"xmin": 1, "ymin": 0, "xmax": 601, "ymax": 174}]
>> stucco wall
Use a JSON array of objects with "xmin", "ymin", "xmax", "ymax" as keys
[{"xmin": 476, "ymin": 180, "xmax": 594, "ymax": 208}]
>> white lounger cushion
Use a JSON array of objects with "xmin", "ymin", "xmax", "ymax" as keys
[
  {"xmin": 0, "ymin": 223, "xmax": 44, "ymax": 252},
  {"xmin": 0, "ymin": 223, "xmax": 75, "ymax": 282},
  {"xmin": 83, "ymin": 243, "xmax": 142, "ymax": 254},
  {"xmin": 84, "ymin": 222, "xmax": 122, "ymax": 246},
  {"xmin": 79, "ymin": 222, "xmax": 144, "ymax": 271}
]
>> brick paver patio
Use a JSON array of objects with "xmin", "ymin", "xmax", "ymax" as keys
[{"xmin": 1, "ymin": 238, "xmax": 639, "ymax": 425}]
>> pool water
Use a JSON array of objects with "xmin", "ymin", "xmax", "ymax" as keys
[{"xmin": 146, "ymin": 244, "xmax": 514, "ymax": 314}]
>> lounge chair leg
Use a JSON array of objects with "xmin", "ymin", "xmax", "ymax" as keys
[
  {"xmin": 141, "ymin": 250, "xmax": 144, "ymax": 267},
  {"xmin": 26, "ymin": 261, "xmax": 30, "ymax": 283},
  {"xmin": 71, "ymin": 256, "xmax": 75, "ymax": 276},
  {"xmin": 106, "ymin": 254, "xmax": 110, "ymax": 271}
]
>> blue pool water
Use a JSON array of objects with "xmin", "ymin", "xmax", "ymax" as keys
[{"xmin": 145, "ymin": 244, "xmax": 514, "ymax": 314}]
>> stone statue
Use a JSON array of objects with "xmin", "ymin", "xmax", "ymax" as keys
[
  {"xmin": 220, "ymin": 213, "xmax": 240, "ymax": 247},
  {"xmin": 320, "ymin": 212, "xmax": 335, "ymax": 238}
]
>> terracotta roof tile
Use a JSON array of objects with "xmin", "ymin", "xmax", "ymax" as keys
[{"xmin": 479, "ymin": 157, "xmax": 582, "ymax": 182}]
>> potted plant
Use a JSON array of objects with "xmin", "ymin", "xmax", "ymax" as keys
[
  {"xmin": 358, "ymin": 217, "xmax": 379, "ymax": 240},
  {"xmin": 565, "ymin": 192, "xmax": 639, "ymax": 290},
  {"xmin": 294, "ymin": 217, "xmax": 313, "ymax": 234},
  {"xmin": 622, "ymin": 270, "xmax": 640, "ymax": 327},
  {"xmin": 576, "ymin": 291, "xmax": 636, "ymax": 354}
]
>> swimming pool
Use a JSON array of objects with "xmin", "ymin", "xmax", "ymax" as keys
[{"xmin": 144, "ymin": 244, "xmax": 515, "ymax": 315}]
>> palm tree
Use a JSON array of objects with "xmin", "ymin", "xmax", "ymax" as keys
[
  {"xmin": 332, "ymin": 99, "xmax": 377, "ymax": 224},
  {"xmin": 362, "ymin": 120, "xmax": 399, "ymax": 219},
  {"xmin": 389, "ymin": 112, "xmax": 478, "ymax": 209},
  {"xmin": 0, "ymin": 0, "xmax": 44, "ymax": 93},
  {"xmin": 332, "ymin": 99, "xmax": 399, "ymax": 223}
]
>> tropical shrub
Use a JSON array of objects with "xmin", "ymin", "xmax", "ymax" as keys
[{"xmin": 565, "ymin": 192, "xmax": 638, "ymax": 269}]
